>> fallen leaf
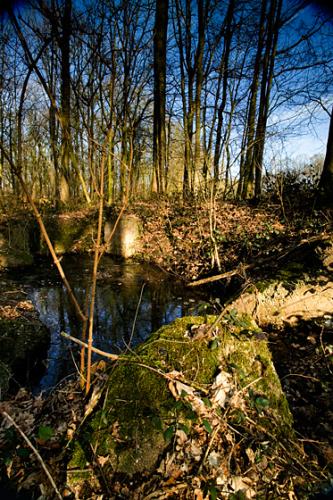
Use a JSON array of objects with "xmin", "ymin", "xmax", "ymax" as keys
[
  {"xmin": 97, "ymin": 455, "xmax": 109, "ymax": 467},
  {"xmin": 211, "ymin": 370, "xmax": 233, "ymax": 408}
]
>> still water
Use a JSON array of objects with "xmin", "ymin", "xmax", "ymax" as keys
[{"xmin": 14, "ymin": 256, "xmax": 211, "ymax": 392}]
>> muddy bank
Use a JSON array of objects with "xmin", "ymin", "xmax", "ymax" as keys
[{"xmin": 0, "ymin": 202, "xmax": 331, "ymax": 284}]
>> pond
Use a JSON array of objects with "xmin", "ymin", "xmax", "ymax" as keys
[{"xmin": 9, "ymin": 256, "xmax": 214, "ymax": 393}]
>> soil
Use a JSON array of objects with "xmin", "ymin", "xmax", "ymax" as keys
[{"xmin": 269, "ymin": 318, "xmax": 333, "ymax": 471}]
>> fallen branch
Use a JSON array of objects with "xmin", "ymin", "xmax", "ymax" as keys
[
  {"xmin": 188, "ymin": 233, "xmax": 331, "ymax": 287},
  {"xmin": 1, "ymin": 411, "xmax": 63, "ymax": 500},
  {"xmin": 188, "ymin": 264, "xmax": 252, "ymax": 287},
  {"xmin": 61, "ymin": 332, "xmax": 120, "ymax": 360}
]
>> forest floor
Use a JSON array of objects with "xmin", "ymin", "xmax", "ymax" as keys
[{"xmin": 0, "ymin": 199, "xmax": 332, "ymax": 499}]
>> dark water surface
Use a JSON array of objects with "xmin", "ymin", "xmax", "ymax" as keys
[{"xmin": 11, "ymin": 256, "xmax": 212, "ymax": 392}]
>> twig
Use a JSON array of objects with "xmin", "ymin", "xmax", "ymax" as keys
[
  {"xmin": 205, "ymin": 282, "xmax": 252, "ymax": 337},
  {"xmin": 61, "ymin": 332, "xmax": 120, "ymax": 360},
  {"xmin": 319, "ymin": 326, "xmax": 333, "ymax": 375},
  {"xmin": 1, "ymin": 411, "xmax": 62, "ymax": 499},
  {"xmin": 235, "ymin": 376, "xmax": 263, "ymax": 396},
  {"xmin": 245, "ymin": 415, "xmax": 322, "ymax": 480},
  {"xmin": 125, "ymin": 283, "xmax": 146, "ymax": 354},
  {"xmin": 276, "ymin": 234, "xmax": 331, "ymax": 262},
  {"xmin": 61, "ymin": 332, "xmax": 208, "ymax": 391},
  {"xmin": 144, "ymin": 483, "xmax": 187, "ymax": 499},
  {"xmin": 188, "ymin": 233, "xmax": 331, "ymax": 287},
  {"xmin": 198, "ymin": 423, "xmax": 220, "ymax": 473},
  {"xmin": 281, "ymin": 373, "xmax": 320, "ymax": 382}
]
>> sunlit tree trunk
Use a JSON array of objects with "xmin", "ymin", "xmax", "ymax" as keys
[
  {"xmin": 240, "ymin": 0, "xmax": 267, "ymax": 200},
  {"xmin": 0, "ymin": 25, "xmax": 4, "ymax": 192},
  {"xmin": 107, "ymin": 37, "xmax": 116, "ymax": 204},
  {"xmin": 193, "ymin": 0, "xmax": 206, "ymax": 184},
  {"xmin": 59, "ymin": 0, "xmax": 72, "ymax": 204},
  {"xmin": 174, "ymin": 0, "xmax": 196, "ymax": 199}
]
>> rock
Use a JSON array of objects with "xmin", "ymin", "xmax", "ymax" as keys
[
  {"xmin": 0, "ymin": 313, "xmax": 50, "ymax": 397},
  {"xmin": 38, "ymin": 212, "xmax": 96, "ymax": 255},
  {"xmin": 230, "ymin": 280, "xmax": 333, "ymax": 326},
  {"xmin": 104, "ymin": 214, "xmax": 141, "ymax": 258},
  {"xmin": 67, "ymin": 314, "xmax": 293, "ymax": 492},
  {"xmin": 0, "ymin": 223, "xmax": 33, "ymax": 268}
]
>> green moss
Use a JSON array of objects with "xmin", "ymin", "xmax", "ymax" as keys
[
  {"xmin": 68, "ymin": 313, "xmax": 293, "ymax": 485},
  {"xmin": 138, "ymin": 316, "xmax": 220, "ymax": 384},
  {"xmin": 250, "ymin": 279, "xmax": 275, "ymax": 293},
  {"xmin": 39, "ymin": 215, "xmax": 96, "ymax": 255},
  {"xmin": 68, "ymin": 441, "xmax": 88, "ymax": 470},
  {"xmin": 71, "ymin": 316, "xmax": 220, "ymax": 477},
  {"xmin": 277, "ymin": 261, "xmax": 306, "ymax": 283},
  {"xmin": 66, "ymin": 442, "xmax": 94, "ymax": 487},
  {"xmin": 226, "ymin": 335, "xmax": 293, "ymax": 434}
]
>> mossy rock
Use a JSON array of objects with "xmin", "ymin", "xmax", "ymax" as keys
[
  {"xmin": 0, "ymin": 250, "xmax": 33, "ymax": 268},
  {"xmin": 39, "ymin": 213, "xmax": 96, "ymax": 255},
  {"xmin": 0, "ymin": 317, "xmax": 50, "ymax": 395},
  {"xmin": 0, "ymin": 222, "xmax": 34, "ymax": 268},
  {"xmin": 67, "ymin": 314, "xmax": 293, "ymax": 486}
]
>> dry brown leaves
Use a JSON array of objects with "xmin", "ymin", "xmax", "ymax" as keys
[
  {"xmin": 131, "ymin": 366, "xmax": 312, "ymax": 500},
  {"xmin": 0, "ymin": 381, "xmax": 85, "ymax": 498},
  {"xmin": 135, "ymin": 200, "xmax": 285, "ymax": 280}
]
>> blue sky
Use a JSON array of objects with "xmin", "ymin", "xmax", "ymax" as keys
[{"xmin": 285, "ymin": 110, "xmax": 329, "ymax": 159}]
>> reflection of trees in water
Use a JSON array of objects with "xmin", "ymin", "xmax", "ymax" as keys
[
  {"xmin": 31, "ymin": 285, "xmax": 88, "ymax": 391},
  {"xmin": 29, "ymin": 258, "xmax": 204, "ymax": 390},
  {"xmin": 94, "ymin": 282, "xmax": 151, "ymax": 351}
]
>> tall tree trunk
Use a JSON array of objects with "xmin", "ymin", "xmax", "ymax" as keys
[
  {"xmin": 174, "ymin": 0, "xmax": 198, "ymax": 199},
  {"xmin": 253, "ymin": 0, "xmax": 282, "ymax": 200},
  {"xmin": 193, "ymin": 0, "xmax": 206, "ymax": 183},
  {"xmin": 212, "ymin": 0, "xmax": 235, "ymax": 190},
  {"xmin": 153, "ymin": 0, "xmax": 168, "ymax": 194},
  {"xmin": 318, "ymin": 106, "xmax": 333, "ymax": 206},
  {"xmin": 59, "ymin": 0, "xmax": 72, "ymax": 204},
  {"xmin": 241, "ymin": 0, "xmax": 267, "ymax": 199}
]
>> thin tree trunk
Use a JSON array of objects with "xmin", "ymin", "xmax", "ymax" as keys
[
  {"xmin": 59, "ymin": 0, "xmax": 72, "ymax": 204},
  {"xmin": 193, "ymin": 0, "xmax": 206, "ymax": 183},
  {"xmin": 253, "ymin": 0, "xmax": 282, "ymax": 199},
  {"xmin": 241, "ymin": 0, "xmax": 267, "ymax": 199},
  {"xmin": 212, "ymin": 0, "xmax": 235, "ymax": 190}
]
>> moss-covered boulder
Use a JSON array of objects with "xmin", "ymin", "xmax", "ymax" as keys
[
  {"xmin": 0, "ymin": 222, "xmax": 34, "ymax": 268},
  {"xmin": 67, "ymin": 313, "xmax": 294, "ymax": 494},
  {"xmin": 38, "ymin": 212, "xmax": 97, "ymax": 255},
  {"xmin": 0, "ymin": 316, "xmax": 50, "ymax": 396}
]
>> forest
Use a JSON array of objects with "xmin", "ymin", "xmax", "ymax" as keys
[
  {"xmin": 0, "ymin": 0, "xmax": 332, "ymax": 204},
  {"xmin": 0, "ymin": 0, "xmax": 333, "ymax": 499}
]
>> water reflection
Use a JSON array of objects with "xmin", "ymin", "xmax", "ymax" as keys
[{"xmin": 23, "ymin": 256, "xmax": 209, "ymax": 392}]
